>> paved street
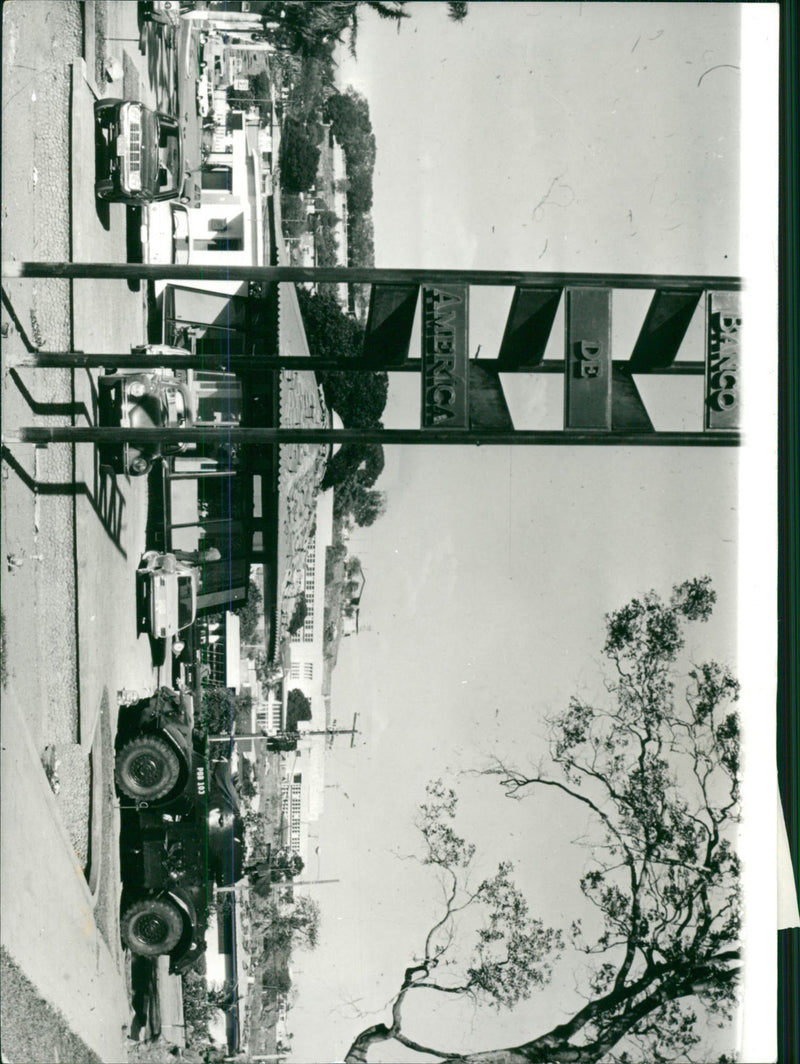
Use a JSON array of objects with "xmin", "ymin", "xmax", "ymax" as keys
[{"xmin": 1, "ymin": 3, "xmax": 197, "ymax": 1059}]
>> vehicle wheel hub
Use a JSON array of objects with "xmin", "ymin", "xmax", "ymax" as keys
[
  {"xmin": 130, "ymin": 753, "xmax": 164, "ymax": 787},
  {"xmin": 136, "ymin": 913, "xmax": 168, "ymax": 944}
]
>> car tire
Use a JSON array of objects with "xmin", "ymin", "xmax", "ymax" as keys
[
  {"xmin": 116, "ymin": 734, "xmax": 181, "ymax": 800},
  {"xmin": 95, "ymin": 179, "xmax": 116, "ymax": 201},
  {"xmin": 121, "ymin": 897, "xmax": 184, "ymax": 957}
]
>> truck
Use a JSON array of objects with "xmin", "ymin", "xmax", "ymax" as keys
[
  {"xmin": 116, "ymin": 686, "xmax": 245, "ymax": 973},
  {"xmin": 98, "ymin": 365, "xmax": 195, "ymax": 477},
  {"xmin": 140, "ymin": 202, "xmax": 191, "ymax": 266},
  {"xmin": 94, "ymin": 99, "xmax": 185, "ymax": 205},
  {"xmin": 138, "ymin": 551, "xmax": 198, "ymax": 655}
]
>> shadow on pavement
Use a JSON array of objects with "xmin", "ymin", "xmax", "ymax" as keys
[
  {"xmin": 145, "ymin": 23, "xmax": 177, "ymax": 114},
  {"xmin": 92, "ymin": 125, "xmax": 112, "ymax": 230},
  {"xmin": 129, "ymin": 956, "xmax": 160, "ymax": 1042},
  {"xmin": 1, "ymin": 287, "xmax": 38, "ymax": 353},
  {"xmin": 8, "ymin": 366, "xmax": 92, "ymax": 422},
  {"xmin": 1, "ymin": 445, "xmax": 128, "ymax": 560},
  {"xmin": 126, "ymin": 207, "xmax": 142, "ymax": 292}
]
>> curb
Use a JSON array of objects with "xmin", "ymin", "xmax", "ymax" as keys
[
  {"xmin": 82, "ymin": 1, "xmax": 99, "ymax": 96},
  {"xmin": 3, "ymin": 683, "xmax": 97, "ymax": 913}
]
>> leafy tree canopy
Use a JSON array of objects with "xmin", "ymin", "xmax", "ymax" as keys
[
  {"xmin": 295, "ymin": 288, "xmax": 389, "ymax": 426},
  {"xmin": 197, "ymin": 687, "xmax": 254, "ymax": 737},
  {"xmin": 235, "ymin": 578, "xmax": 263, "ymax": 645},
  {"xmin": 288, "ymin": 593, "xmax": 309, "ymax": 635},
  {"xmin": 346, "ymin": 169, "xmax": 374, "ymax": 214},
  {"xmin": 343, "ymin": 578, "xmax": 742, "ymax": 1064},
  {"xmin": 321, "ymin": 442, "xmax": 385, "ymax": 491},
  {"xmin": 334, "ymin": 482, "xmax": 387, "ymax": 528},
  {"xmin": 287, "ymin": 688, "xmax": 312, "ymax": 731},
  {"xmin": 265, "ymin": 2, "xmax": 471, "ymax": 57},
  {"xmin": 249, "ymin": 894, "xmax": 321, "ymax": 953},
  {"xmin": 281, "ymin": 119, "xmax": 322, "ymax": 192}
]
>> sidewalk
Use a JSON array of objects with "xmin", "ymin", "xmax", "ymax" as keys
[{"xmin": 1, "ymin": 687, "xmax": 130, "ymax": 1063}]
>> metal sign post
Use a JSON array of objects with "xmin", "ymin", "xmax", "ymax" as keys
[{"xmin": 2, "ymin": 263, "xmax": 743, "ymax": 449}]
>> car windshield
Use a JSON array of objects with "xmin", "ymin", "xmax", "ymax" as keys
[
  {"xmin": 156, "ymin": 123, "xmax": 181, "ymax": 193},
  {"xmin": 172, "ymin": 208, "xmax": 190, "ymax": 264},
  {"xmin": 177, "ymin": 575, "xmax": 195, "ymax": 630}
]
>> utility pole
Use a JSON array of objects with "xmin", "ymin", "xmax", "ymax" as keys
[
  {"xmin": 206, "ymin": 716, "xmax": 359, "ymax": 746},
  {"xmin": 304, "ymin": 714, "xmax": 359, "ymax": 747}
]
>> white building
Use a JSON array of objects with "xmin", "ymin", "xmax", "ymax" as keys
[
  {"xmin": 280, "ymin": 735, "xmax": 326, "ymax": 862},
  {"xmin": 328, "ymin": 133, "xmax": 349, "ymax": 310},
  {"xmin": 287, "ymin": 487, "xmax": 334, "ymax": 728},
  {"xmin": 278, "ymin": 488, "xmax": 335, "ymax": 861},
  {"xmin": 189, "ymin": 109, "xmax": 264, "ymax": 289}
]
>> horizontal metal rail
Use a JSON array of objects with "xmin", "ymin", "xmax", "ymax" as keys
[
  {"xmin": 15, "ymin": 353, "xmax": 708, "ymax": 374},
  {"xmin": 1, "ymin": 261, "xmax": 744, "ymax": 290},
  {"xmin": 4, "ymin": 426, "xmax": 741, "ymax": 447}
]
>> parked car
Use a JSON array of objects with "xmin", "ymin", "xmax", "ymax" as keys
[
  {"xmin": 196, "ymin": 72, "xmax": 210, "ymax": 118},
  {"xmin": 97, "ymin": 366, "xmax": 194, "ymax": 477},
  {"xmin": 116, "ymin": 686, "xmax": 245, "ymax": 971},
  {"xmin": 137, "ymin": 551, "xmax": 198, "ymax": 650},
  {"xmin": 140, "ymin": 201, "xmax": 190, "ymax": 265},
  {"xmin": 142, "ymin": 1, "xmax": 181, "ymax": 27},
  {"xmin": 94, "ymin": 99, "xmax": 185, "ymax": 205}
]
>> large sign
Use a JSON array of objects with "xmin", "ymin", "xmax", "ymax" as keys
[
  {"xmin": 564, "ymin": 288, "xmax": 612, "ymax": 430},
  {"xmin": 421, "ymin": 284, "xmax": 469, "ymax": 429},
  {"xmin": 705, "ymin": 291, "xmax": 741, "ymax": 430}
]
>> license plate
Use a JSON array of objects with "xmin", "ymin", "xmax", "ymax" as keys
[{"xmin": 115, "ymin": 134, "xmax": 127, "ymax": 157}]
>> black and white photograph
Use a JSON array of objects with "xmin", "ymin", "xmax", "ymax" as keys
[{"xmin": 0, "ymin": 2, "xmax": 783, "ymax": 1063}]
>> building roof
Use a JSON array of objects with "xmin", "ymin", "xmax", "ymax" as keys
[{"xmin": 272, "ymin": 254, "xmax": 331, "ymax": 657}]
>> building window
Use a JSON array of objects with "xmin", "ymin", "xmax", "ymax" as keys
[
  {"xmin": 201, "ymin": 166, "xmax": 232, "ymax": 192},
  {"xmin": 193, "ymin": 237, "xmax": 244, "ymax": 253},
  {"xmin": 281, "ymin": 776, "xmax": 304, "ymax": 856},
  {"xmin": 290, "ymin": 662, "xmax": 300, "ymax": 680},
  {"xmin": 303, "ymin": 663, "xmax": 313, "ymax": 681}
]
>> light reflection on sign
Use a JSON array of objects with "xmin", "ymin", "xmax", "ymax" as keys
[
  {"xmin": 705, "ymin": 291, "xmax": 741, "ymax": 430},
  {"xmin": 421, "ymin": 284, "xmax": 469, "ymax": 429}
]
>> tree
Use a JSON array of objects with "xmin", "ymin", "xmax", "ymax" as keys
[
  {"xmin": 281, "ymin": 119, "xmax": 321, "ymax": 192},
  {"xmin": 271, "ymin": 851, "xmax": 306, "ymax": 881},
  {"xmin": 343, "ymin": 578, "xmax": 742, "ymax": 1063},
  {"xmin": 296, "ymin": 288, "xmax": 364, "ymax": 362},
  {"xmin": 286, "ymin": 688, "xmax": 312, "ymax": 731},
  {"xmin": 288, "ymin": 592, "xmax": 308, "ymax": 635},
  {"xmin": 447, "ymin": 1, "xmax": 469, "ymax": 21},
  {"xmin": 250, "ymin": 894, "xmax": 321, "ymax": 953},
  {"xmin": 295, "ymin": 289, "xmax": 389, "ymax": 426},
  {"xmin": 321, "ymin": 442, "xmax": 385, "ymax": 491},
  {"xmin": 334, "ymin": 482, "xmax": 387, "ymax": 527},
  {"xmin": 322, "ymin": 369, "xmax": 388, "ymax": 426},
  {"xmin": 197, "ymin": 687, "xmax": 254, "ymax": 737},
  {"xmin": 267, "ymin": 2, "xmax": 470, "ymax": 57},
  {"xmin": 347, "ymin": 169, "xmax": 374, "ymax": 213},
  {"xmin": 236, "ymin": 579, "xmax": 263, "ymax": 645}
]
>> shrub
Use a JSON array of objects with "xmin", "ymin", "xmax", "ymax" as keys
[
  {"xmin": 288, "ymin": 593, "xmax": 308, "ymax": 635},
  {"xmin": 286, "ymin": 689, "xmax": 312, "ymax": 730}
]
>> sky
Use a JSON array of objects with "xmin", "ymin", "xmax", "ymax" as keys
[{"xmin": 285, "ymin": 5, "xmax": 778, "ymax": 1062}]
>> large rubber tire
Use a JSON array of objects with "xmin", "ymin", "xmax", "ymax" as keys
[
  {"xmin": 116, "ymin": 735, "xmax": 181, "ymax": 801},
  {"xmin": 121, "ymin": 897, "xmax": 184, "ymax": 957}
]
